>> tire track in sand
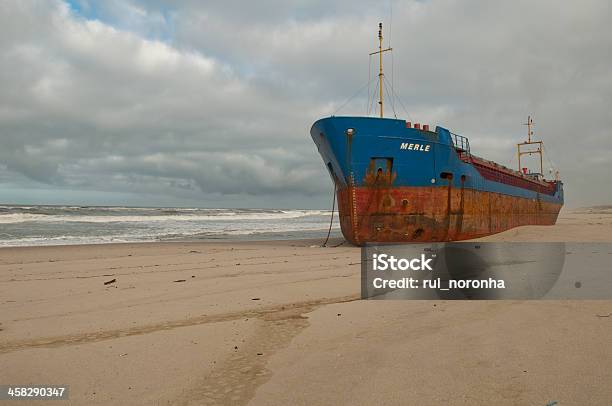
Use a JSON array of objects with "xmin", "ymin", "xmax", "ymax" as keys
[
  {"xmin": 179, "ymin": 305, "xmax": 314, "ymax": 405},
  {"xmin": 0, "ymin": 295, "xmax": 359, "ymax": 354}
]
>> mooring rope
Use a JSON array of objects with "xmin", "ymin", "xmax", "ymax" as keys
[{"xmin": 322, "ymin": 182, "xmax": 337, "ymax": 247}]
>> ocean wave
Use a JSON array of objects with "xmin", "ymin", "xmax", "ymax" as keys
[
  {"xmin": 0, "ymin": 223, "xmax": 340, "ymax": 247},
  {"xmin": 0, "ymin": 205, "xmax": 339, "ymax": 247},
  {"xmin": 0, "ymin": 210, "xmax": 331, "ymax": 224}
]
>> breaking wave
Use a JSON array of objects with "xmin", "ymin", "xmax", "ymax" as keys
[
  {"xmin": 0, "ymin": 206, "xmax": 339, "ymax": 247},
  {"xmin": 0, "ymin": 210, "xmax": 329, "ymax": 224}
]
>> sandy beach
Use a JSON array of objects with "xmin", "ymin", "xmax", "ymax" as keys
[{"xmin": 1, "ymin": 208, "xmax": 611, "ymax": 405}]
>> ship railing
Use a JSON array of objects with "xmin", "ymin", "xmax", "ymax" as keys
[{"xmin": 450, "ymin": 132, "xmax": 471, "ymax": 160}]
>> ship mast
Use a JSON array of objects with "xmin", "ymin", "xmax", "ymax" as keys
[
  {"xmin": 517, "ymin": 115, "xmax": 544, "ymax": 177},
  {"xmin": 369, "ymin": 23, "xmax": 392, "ymax": 118}
]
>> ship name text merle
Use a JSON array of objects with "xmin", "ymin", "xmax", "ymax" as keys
[{"xmin": 400, "ymin": 142, "xmax": 431, "ymax": 152}]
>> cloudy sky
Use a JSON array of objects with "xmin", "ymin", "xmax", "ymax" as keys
[{"xmin": 0, "ymin": 0, "xmax": 610, "ymax": 209}]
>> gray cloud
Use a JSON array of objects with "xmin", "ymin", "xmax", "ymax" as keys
[{"xmin": 0, "ymin": 0, "xmax": 611, "ymax": 208}]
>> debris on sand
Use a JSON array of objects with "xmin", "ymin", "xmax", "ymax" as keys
[
  {"xmin": 104, "ymin": 278, "xmax": 116, "ymax": 285},
  {"xmin": 173, "ymin": 279, "xmax": 186, "ymax": 283}
]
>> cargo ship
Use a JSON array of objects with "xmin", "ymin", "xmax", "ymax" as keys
[{"xmin": 311, "ymin": 23, "xmax": 563, "ymax": 245}]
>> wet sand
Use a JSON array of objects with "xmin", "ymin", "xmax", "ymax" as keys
[{"xmin": 1, "ymin": 208, "xmax": 611, "ymax": 405}]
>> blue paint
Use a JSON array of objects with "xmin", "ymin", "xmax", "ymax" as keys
[{"xmin": 311, "ymin": 116, "xmax": 564, "ymax": 205}]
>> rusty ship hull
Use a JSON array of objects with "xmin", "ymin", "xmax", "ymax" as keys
[{"xmin": 311, "ymin": 116, "xmax": 563, "ymax": 245}]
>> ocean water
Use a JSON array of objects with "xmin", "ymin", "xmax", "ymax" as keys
[{"xmin": 0, "ymin": 205, "xmax": 340, "ymax": 247}]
